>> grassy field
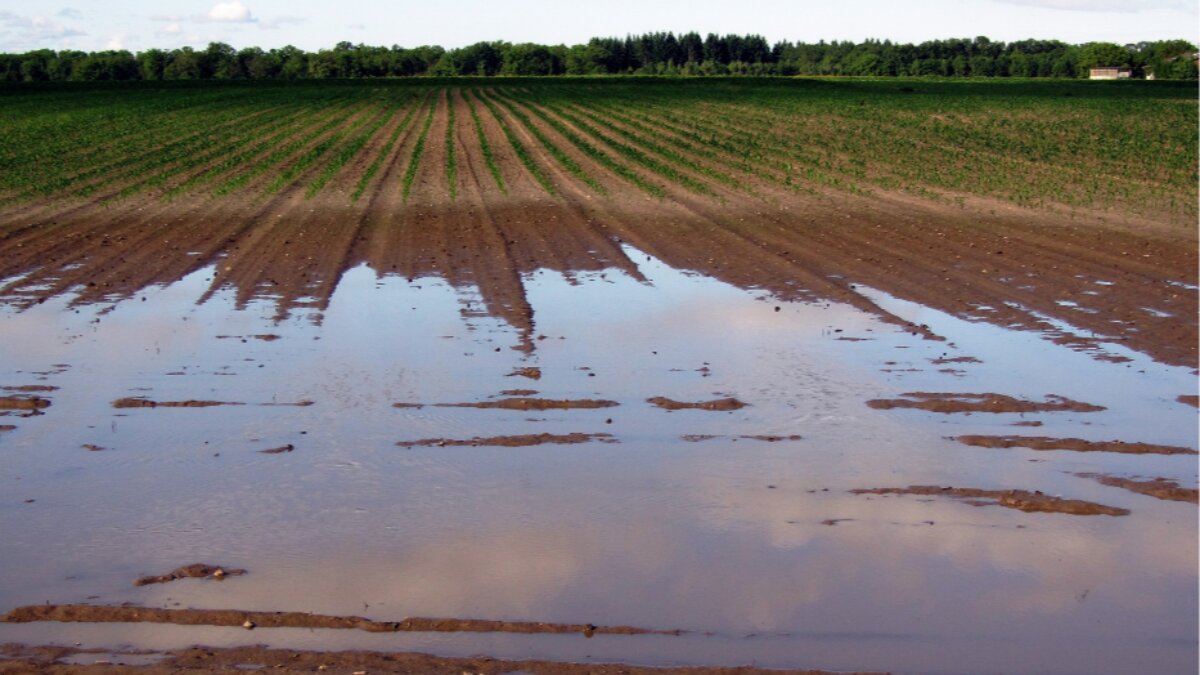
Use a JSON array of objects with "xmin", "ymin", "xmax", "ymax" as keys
[{"xmin": 0, "ymin": 77, "xmax": 1195, "ymax": 222}]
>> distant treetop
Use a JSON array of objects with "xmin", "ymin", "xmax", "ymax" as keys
[{"xmin": 2, "ymin": 34, "xmax": 1196, "ymax": 82}]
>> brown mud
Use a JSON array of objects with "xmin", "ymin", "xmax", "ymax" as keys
[
  {"xmin": 1177, "ymin": 395, "xmax": 1199, "ymax": 408},
  {"xmin": 850, "ymin": 486, "xmax": 1130, "ymax": 516},
  {"xmin": 1, "ymin": 385, "xmax": 58, "ymax": 392},
  {"xmin": 647, "ymin": 397, "xmax": 749, "ymax": 411},
  {"xmin": 133, "ymin": 564, "xmax": 247, "ymax": 587},
  {"xmin": 1, "ymin": 605, "xmax": 678, "ymax": 637},
  {"xmin": 0, "ymin": 396, "xmax": 50, "ymax": 411},
  {"xmin": 1075, "ymin": 474, "xmax": 1199, "ymax": 503},
  {"xmin": 111, "ymin": 398, "xmax": 243, "ymax": 409},
  {"xmin": 397, "ymin": 432, "xmax": 616, "ymax": 448},
  {"xmin": 258, "ymin": 445, "xmax": 294, "ymax": 454},
  {"xmin": 435, "ymin": 398, "xmax": 619, "ymax": 411},
  {"xmin": 681, "ymin": 434, "xmax": 802, "ymax": 443},
  {"xmin": 0, "ymin": 644, "xmax": 864, "ymax": 675},
  {"xmin": 955, "ymin": 435, "xmax": 1197, "ymax": 455},
  {"xmin": 866, "ymin": 393, "xmax": 1105, "ymax": 414},
  {"xmin": 1, "ymin": 90, "xmax": 1193, "ymax": 368},
  {"xmin": 0, "ymin": 425, "xmax": 15, "ymax": 432}
]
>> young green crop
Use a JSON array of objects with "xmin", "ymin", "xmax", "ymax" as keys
[
  {"xmin": 351, "ymin": 92, "xmax": 428, "ymax": 203},
  {"xmin": 445, "ymin": 91, "xmax": 458, "ymax": 200},
  {"xmin": 472, "ymin": 90, "xmax": 555, "ymax": 196},
  {"xmin": 402, "ymin": 97, "xmax": 437, "ymax": 203},
  {"xmin": 467, "ymin": 94, "xmax": 506, "ymax": 194}
]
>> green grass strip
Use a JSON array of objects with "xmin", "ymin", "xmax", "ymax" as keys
[
  {"xmin": 306, "ymin": 99, "xmax": 406, "ymax": 199},
  {"xmin": 214, "ymin": 101, "xmax": 365, "ymax": 197},
  {"xmin": 539, "ymin": 99, "xmax": 712, "ymax": 197},
  {"xmin": 445, "ymin": 92, "xmax": 458, "ymax": 200},
  {"xmin": 473, "ymin": 91, "xmax": 555, "ymax": 197},
  {"xmin": 492, "ymin": 89, "xmax": 656, "ymax": 197},
  {"xmin": 265, "ymin": 107, "xmax": 381, "ymax": 195},
  {"xmin": 466, "ymin": 94, "xmax": 506, "ymax": 195},
  {"xmin": 402, "ymin": 98, "xmax": 436, "ymax": 203},
  {"xmin": 480, "ymin": 90, "xmax": 605, "ymax": 196},
  {"xmin": 351, "ymin": 93, "xmax": 426, "ymax": 203}
]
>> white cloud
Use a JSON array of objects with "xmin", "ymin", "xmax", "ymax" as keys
[
  {"xmin": 158, "ymin": 22, "xmax": 182, "ymax": 36},
  {"xmin": 208, "ymin": 1, "xmax": 253, "ymax": 23},
  {"xmin": 0, "ymin": 10, "xmax": 86, "ymax": 48},
  {"xmin": 56, "ymin": 8, "xmax": 84, "ymax": 20}
]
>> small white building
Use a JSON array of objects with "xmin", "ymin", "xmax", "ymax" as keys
[{"xmin": 1089, "ymin": 66, "xmax": 1132, "ymax": 80}]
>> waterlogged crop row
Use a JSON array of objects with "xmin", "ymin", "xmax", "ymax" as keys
[{"xmin": 0, "ymin": 79, "xmax": 1192, "ymax": 219}]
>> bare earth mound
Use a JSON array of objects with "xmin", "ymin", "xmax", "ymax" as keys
[
  {"xmin": 397, "ymin": 432, "xmax": 616, "ymax": 448},
  {"xmin": 955, "ymin": 435, "xmax": 1197, "ymax": 455},
  {"xmin": 866, "ymin": 393, "xmax": 1105, "ymax": 414},
  {"xmin": 1076, "ymin": 474, "xmax": 1198, "ymax": 503},
  {"xmin": 850, "ymin": 486, "xmax": 1129, "ymax": 516}
]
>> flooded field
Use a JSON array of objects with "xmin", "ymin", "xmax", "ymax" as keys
[
  {"xmin": 1, "ymin": 241, "xmax": 1196, "ymax": 674},
  {"xmin": 0, "ymin": 79, "xmax": 1196, "ymax": 674}
]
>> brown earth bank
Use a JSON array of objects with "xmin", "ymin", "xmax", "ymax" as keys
[
  {"xmin": 0, "ymin": 397, "xmax": 50, "ymax": 411},
  {"xmin": 850, "ymin": 486, "xmax": 1130, "ymax": 516},
  {"xmin": 133, "ymin": 564, "xmax": 247, "ymax": 587},
  {"xmin": 647, "ymin": 397, "xmax": 749, "ymax": 411},
  {"xmin": 111, "ymin": 398, "xmax": 242, "ymax": 409},
  {"xmin": 0, "ymin": 644, "xmax": 874, "ymax": 675},
  {"xmin": 434, "ymin": 398, "xmax": 619, "ymax": 411},
  {"xmin": 954, "ymin": 435, "xmax": 1198, "ymax": 455},
  {"xmin": 1075, "ymin": 473, "xmax": 1199, "ymax": 503},
  {"xmin": 0, "ymin": 140, "xmax": 1194, "ymax": 368},
  {"xmin": 866, "ymin": 393, "xmax": 1104, "ymax": 414},
  {"xmin": 0, "ymin": 606, "xmax": 677, "ymax": 637},
  {"xmin": 397, "ymin": 432, "xmax": 616, "ymax": 448}
]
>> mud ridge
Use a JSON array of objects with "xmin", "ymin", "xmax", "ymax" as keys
[
  {"xmin": 648, "ymin": 396, "xmax": 748, "ymax": 411},
  {"xmin": 850, "ymin": 485, "xmax": 1129, "ymax": 516},
  {"xmin": 134, "ymin": 564, "xmax": 247, "ymax": 587},
  {"xmin": 0, "ymin": 643, "xmax": 871, "ymax": 675},
  {"xmin": 1076, "ymin": 473, "xmax": 1198, "ymax": 503},
  {"xmin": 0, "ymin": 395, "xmax": 50, "ymax": 411},
  {"xmin": 436, "ymin": 397, "xmax": 618, "ymax": 411},
  {"xmin": 955, "ymin": 435, "xmax": 1197, "ymax": 455},
  {"xmin": 398, "ymin": 432, "xmax": 616, "ymax": 448},
  {"xmin": 866, "ymin": 392, "xmax": 1104, "ymax": 414},
  {"xmin": 112, "ymin": 398, "xmax": 243, "ymax": 409},
  {"xmin": 0, "ymin": 604, "xmax": 680, "ymax": 637}
]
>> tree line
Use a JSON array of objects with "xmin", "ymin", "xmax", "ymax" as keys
[{"xmin": 2, "ymin": 34, "xmax": 1196, "ymax": 82}]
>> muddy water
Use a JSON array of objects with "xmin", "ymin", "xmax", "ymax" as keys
[{"xmin": 0, "ymin": 249, "xmax": 1195, "ymax": 675}]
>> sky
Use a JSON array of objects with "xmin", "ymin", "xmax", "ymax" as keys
[{"xmin": 0, "ymin": 0, "xmax": 1196, "ymax": 54}]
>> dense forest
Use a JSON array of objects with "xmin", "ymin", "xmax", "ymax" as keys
[{"xmin": 2, "ymin": 33, "xmax": 1196, "ymax": 82}]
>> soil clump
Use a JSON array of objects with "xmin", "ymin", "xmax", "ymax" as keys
[
  {"xmin": 866, "ymin": 392, "xmax": 1104, "ymax": 414},
  {"xmin": 1076, "ymin": 474, "xmax": 1198, "ymax": 503},
  {"xmin": 133, "ymin": 564, "xmax": 247, "ymax": 587},
  {"xmin": 398, "ymin": 432, "xmax": 616, "ymax": 448},
  {"xmin": 955, "ymin": 435, "xmax": 1196, "ymax": 455},
  {"xmin": 850, "ymin": 485, "xmax": 1129, "ymax": 516},
  {"xmin": 648, "ymin": 397, "xmax": 748, "ymax": 411}
]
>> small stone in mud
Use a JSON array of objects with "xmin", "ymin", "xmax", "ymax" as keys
[
  {"xmin": 259, "ymin": 444, "xmax": 294, "ymax": 454},
  {"xmin": 134, "ymin": 564, "xmax": 247, "ymax": 586},
  {"xmin": 647, "ymin": 396, "xmax": 748, "ymax": 411}
]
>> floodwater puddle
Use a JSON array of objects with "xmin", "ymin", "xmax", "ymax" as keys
[{"xmin": 0, "ymin": 249, "xmax": 1195, "ymax": 675}]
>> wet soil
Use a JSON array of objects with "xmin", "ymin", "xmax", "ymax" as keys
[
  {"xmin": 111, "ymin": 399, "xmax": 243, "ymax": 409},
  {"xmin": 1, "ymin": 385, "xmax": 58, "ymax": 392},
  {"xmin": 0, "ymin": 643, "xmax": 864, "ymax": 675},
  {"xmin": 133, "ymin": 564, "xmax": 247, "ymax": 587},
  {"xmin": 397, "ymin": 432, "xmax": 616, "ymax": 448},
  {"xmin": 866, "ymin": 393, "xmax": 1105, "ymax": 414},
  {"xmin": 1076, "ymin": 474, "xmax": 1199, "ymax": 503},
  {"xmin": 850, "ymin": 486, "xmax": 1130, "ymax": 516},
  {"xmin": 436, "ymin": 398, "xmax": 619, "ymax": 411},
  {"xmin": 1, "ymin": 605, "xmax": 677, "ymax": 637},
  {"xmin": 0, "ymin": 396, "xmax": 50, "ymax": 411},
  {"xmin": 647, "ymin": 397, "xmax": 749, "ymax": 411},
  {"xmin": 955, "ymin": 435, "xmax": 1197, "ymax": 455}
]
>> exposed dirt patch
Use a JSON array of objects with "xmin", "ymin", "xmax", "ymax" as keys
[
  {"xmin": 1076, "ymin": 473, "xmax": 1198, "ymax": 503},
  {"xmin": 1178, "ymin": 395, "xmax": 1199, "ymax": 408},
  {"xmin": 2, "ymin": 385, "xmax": 59, "ymax": 392},
  {"xmin": 258, "ymin": 444, "xmax": 294, "ymax": 454},
  {"xmin": 866, "ymin": 392, "xmax": 1104, "ymax": 414},
  {"xmin": 112, "ymin": 398, "xmax": 244, "ymax": 409},
  {"xmin": 648, "ymin": 396, "xmax": 748, "ymax": 411},
  {"xmin": 0, "ymin": 424, "xmax": 15, "ymax": 432},
  {"xmin": 437, "ymin": 397, "xmax": 618, "ymax": 411},
  {"xmin": 0, "ymin": 395, "xmax": 50, "ymax": 411},
  {"xmin": 0, "ymin": 604, "xmax": 678, "ymax": 637},
  {"xmin": 743, "ymin": 434, "xmax": 804, "ymax": 442},
  {"xmin": 0, "ymin": 643, "xmax": 865, "ymax": 675},
  {"xmin": 955, "ymin": 435, "xmax": 1197, "ymax": 455},
  {"xmin": 500, "ymin": 388, "xmax": 539, "ymax": 396},
  {"xmin": 821, "ymin": 519, "xmax": 855, "ymax": 526},
  {"xmin": 851, "ymin": 485, "xmax": 1129, "ymax": 516},
  {"xmin": 508, "ymin": 367, "xmax": 543, "ymax": 380},
  {"xmin": 81, "ymin": 444, "xmax": 105, "ymax": 452},
  {"xmin": 133, "ymin": 564, "xmax": 247, "ymax": 587},
  {"xmin": 398, "ymin": 432, "xmax": 616, "ymax": 448},
  {"xmin": 929, "ymin": 356, "xmax": 981, "ymax": 365}
]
